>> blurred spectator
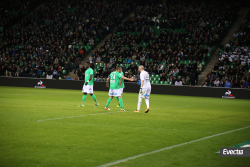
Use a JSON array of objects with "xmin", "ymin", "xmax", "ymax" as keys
[
  {"xmin": 160, "ymin": 73, "xmax": 167, "ymax": 81},
  {"xmin": 203, "ymin": 82, "xmax": 208, "ymax": 87},
  {"xmin": 243, "ymin": 80, "xmax": 249, "ymax": 88},
  {"xmin": 95, "ymin": 76, "xmax": 102, "ymax": 81},
  {"xmin": 213, "ymin": 78, "xmax": 220, "ymax": 87},
  {"xmin": 175, "ymin": 76, "xmax": 183, "ymax": 86},
  {"xmin": 74, "ymin": 58, "xmax": 80, "ymax": 74},
  {"xmin": 67, "ymin": 75, "xmax": 72, "ymax": 80},
  {"xmin": 224, "ymin": 79, "xmax": 231, "ymax": 88},
  {"xmin": 53, "ymin": 69, "xmax": 58, "ymax": 79}
]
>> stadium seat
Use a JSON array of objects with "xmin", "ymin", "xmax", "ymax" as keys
[
  {"xmin": 207, "ymin": 53, "xmax": 211, "ymax": 58},
  {"xmin": 41, "ymin": 72, "xmax": 45, "ymax": 77},
  {"xmin": 84, "ymin": 46, "xmax": 89, "ymax": 52},
  {"xmin": 62, "ymin": 70, "xmax": 67, "ymax": 75},
  {"xmin": 96, "ymin": 65, "xmax": 100, "ymax": 70},
  {"xmin": 211, "ymin": 47, "xmax": 216, "ymax": 53},
  {"xmin": 164, "ymin": 81, "xmax": 169, "ymax": 85}
]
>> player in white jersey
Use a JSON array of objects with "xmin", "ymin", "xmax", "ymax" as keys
[{"xmin": 134, "ymin": 65, "xmax": 151, "ymax": 113}]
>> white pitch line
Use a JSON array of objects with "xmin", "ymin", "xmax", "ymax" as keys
[
  {"xmin": 37, "ymin": 106, "xmax": 191, "ymax": 122},
  {"xmin": 96, "ymin": 125, "xmax": 250, "ymax": 167}
]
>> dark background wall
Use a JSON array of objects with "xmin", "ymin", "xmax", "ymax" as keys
[{"xmin": 0, "ymin": 77, "xmax": 250, "ymax": 99}]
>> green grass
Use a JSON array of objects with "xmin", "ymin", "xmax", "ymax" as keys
[{"xmin": 0, "ymin": 86, "xmax": 250, "ymax": 167}]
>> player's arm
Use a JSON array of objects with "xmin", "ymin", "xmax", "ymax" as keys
[
  {"xmin": 121, "ymin": 76, "xmax": 134, "ymax": 81},
  {"xmin": 85, "ymin": 74, "xmax": 93, "ymax": 85},
  {"xmin": 141, "ymin": 79, "xmax": 144, "ymax": 88},
  {"xmin": 119, "ymin": 78, "xmax": 123, "ymax": 88},
  {"xmin": 139, "ymin": 79, "xmax": 145, "ymax": 93},
  {"xmin": 139, "ymin": 72, "xmax": 145, "ymax": 93}
]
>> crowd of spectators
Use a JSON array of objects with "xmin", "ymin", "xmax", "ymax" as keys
[
  {"xmin": 0, "ymin": 0, "xmax": 133, "ymax": 79},
  {"xmin": 0, "ymin": 0, "xmax": 39, "ymax": 31},
  {"xmin": 0, "ymin": 0, "xmax": 242, "ymax": 87},
  {"xmin": 203, "ymin": 10, "xmax": 250, "ymax": 88},
  {"xmin": 76, "ymin": 1, "xmax": 238, "ymax": 85}
]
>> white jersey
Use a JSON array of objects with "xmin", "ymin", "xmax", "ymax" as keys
[{"xmin": 140, "ymin": 70, "xmax": 151, "ymax": 88}]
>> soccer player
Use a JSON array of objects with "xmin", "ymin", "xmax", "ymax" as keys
[
  {"xmin": 134, "ymin": 65, "xmax": 151, "ymax": 113},
  {"xmin": 116, "ymin": 70, "xmax": 124, "ymax": 107},
  {"xmin": 105, "ymin": 66, "xmax": 133, "ymax": 111},
  {"xmin": 78, "ymin": 62, "xmax": 99, "ymax": 107}
]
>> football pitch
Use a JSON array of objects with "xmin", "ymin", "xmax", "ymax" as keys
[{"xmin": 0, "ymin": 86, "xmax": 250, "ymax": 167}]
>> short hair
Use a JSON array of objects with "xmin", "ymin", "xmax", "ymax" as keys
[
  {"xmin": 90, "ymin": 63, "xmax": 94, "ymax": 68},
  {"xmin": 139, "ymin": 65, "xmax": 144, "ymax": 70},
  {"xmin": 116, "ymin": 66, "xmax": 122, "ymax": 70}
]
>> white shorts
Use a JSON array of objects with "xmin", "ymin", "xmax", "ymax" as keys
[
  {"xmin": 120, "ymin": 88, "xmax": 124, "ymax": 94},
  {"xmin": 109, "ymin": 89, "xmax": 121, "ymax": 97},
  {"xmin": 139, "ymin": 87, "xmax": 151, "ymax": 99},
  {"xmin": 82, "ymin": 85, "xmax": 94, "ymax": 94}
]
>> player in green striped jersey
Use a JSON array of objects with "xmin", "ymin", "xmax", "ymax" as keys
[
  {"xmin": 105, "ymin": 66, "xmax": 133, "ymax": 111},
  {"xmin": 78, "ymin": 62, "xmax": 99, "ymax": 107}
]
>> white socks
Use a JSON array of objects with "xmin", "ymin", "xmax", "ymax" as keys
[
  {"xmin": 145, "ymin": 98, "xmax": 149, "ymax": 109},
  {"xmin": 137, "ymin": 97, "xmax": 142, "ymax": 111},
  {"xmin": 137, "ymin": 97, "xmax": 149, "ymax": 111}
]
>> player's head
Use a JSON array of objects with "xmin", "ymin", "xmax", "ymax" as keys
[
  {"xmin": 85, "ymin": 62, "xmax": 90, "ymax": 68},
  {"xmin": 138, "ymin": 65, "xmax": 144, "ymax": 72},
  {"xmin": 116, "ymin": 66, "xmax": 122, "ymax": 72}
]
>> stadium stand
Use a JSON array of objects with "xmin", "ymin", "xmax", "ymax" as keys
[
  {"xmin": 0, "ymin": 0, "xmax": 132, "ymax": 79},
  {"xmin": 0, "ymin": 0, "xmax": 41, "ymax": 31},
  {"xmin": 0, "ymin": 0, "xmax": 244, "ymax": 87},
  {"xmin": 85, "ymin": 1, "xmax": 238, "ymax": 85},
  {"xmin": 202, "ymin": 10, "xmax": 250, "ymax": 88}
]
